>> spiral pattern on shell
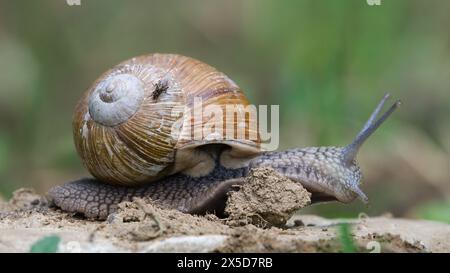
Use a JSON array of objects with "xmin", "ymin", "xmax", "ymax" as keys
[{"xmin": 73, "ymin": 54, "xmax": 260, "ymax": 186}]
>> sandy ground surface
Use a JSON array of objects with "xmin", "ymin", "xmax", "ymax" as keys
[{"xmin": 1, "ymin": 168, "xmax": 449, "ymax": 253}]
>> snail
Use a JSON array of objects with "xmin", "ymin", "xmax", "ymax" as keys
[{"xmin": 47, "ymin": 54, "xmax": 400, "ymax": 219}]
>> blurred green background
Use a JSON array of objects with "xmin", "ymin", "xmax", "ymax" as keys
[{"xmin": 0, "ymin": 0, "xmax": 449, "ymax": 222}]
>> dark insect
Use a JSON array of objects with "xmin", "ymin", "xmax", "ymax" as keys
[{"xmin": 152, "ymin": 79, "xmax": 169, "ymax": 100}]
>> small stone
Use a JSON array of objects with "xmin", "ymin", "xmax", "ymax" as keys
[{"xmin": 294, "ymin": 219, "xmax": 305, "ymax": 227}]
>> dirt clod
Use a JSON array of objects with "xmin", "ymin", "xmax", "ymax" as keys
[
  {"xmin": 225, "ymin": 167, "xmax": 311, "ymax": 228},
  {"xmin": 9, "ymin": 188, "xmax": 48, "ymax": 210}
]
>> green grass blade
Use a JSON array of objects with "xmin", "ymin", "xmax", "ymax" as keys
[
  {"xmin": 339, "ymin": 223, "xmax": 356, "ymax": 253},
  {"xmin": 29, "ymin": 235, "xmax": 61, "ymax": 253}
]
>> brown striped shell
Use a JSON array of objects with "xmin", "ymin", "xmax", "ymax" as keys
[{"xmin": 73, "ymin": 54, "xmax": 260, "ymax": 186}]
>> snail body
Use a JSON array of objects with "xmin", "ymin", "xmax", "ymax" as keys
[{"xmin": 48, "ymin": 54, "xmax": 400, "ymax": 219}]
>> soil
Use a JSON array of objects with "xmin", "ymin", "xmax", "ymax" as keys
[
  {"xmin": 1, "ymin": 168, "xmax": 449, "ymax": 253},
  {"xmin": 225, "ymin": 167, "xmax": 311, "ymax": 228}
]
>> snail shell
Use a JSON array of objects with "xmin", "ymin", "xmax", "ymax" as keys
[{"xmin": 73, "ymin": 54, "xmax": 260, "ymax": 186}]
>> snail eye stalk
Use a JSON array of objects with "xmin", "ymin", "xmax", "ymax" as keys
[{"xmin": 342, "ymin": 93, "xmax": 401, "ymax": 166}]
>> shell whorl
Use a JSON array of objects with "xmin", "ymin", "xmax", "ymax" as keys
[
  {"xmin": 88, "ymin": 74, "xmax": 145, "ymax": 126},
  {"xmin": 73, "ymin": 55, "xmax": 186, "ymax": 186},
  {"xmin": 73, "ymin": 54, "xmax": 260, "ymax": 186}
]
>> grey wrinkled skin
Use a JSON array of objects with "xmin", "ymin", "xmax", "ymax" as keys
[
  {"xmin": 48, "ymin": 162, "xmax": 248, "ymax": 219},
  {"xmin": 48, "ymin": 147, "xmax": 366, "ymax": 220}
]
